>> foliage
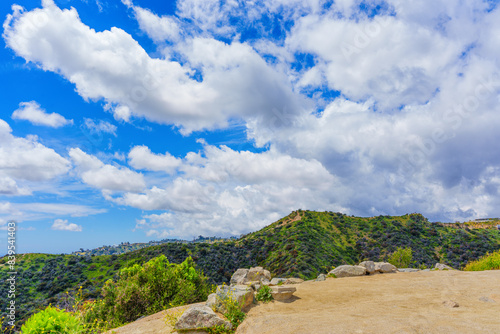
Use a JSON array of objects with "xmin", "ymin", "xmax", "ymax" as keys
[
  {"xmin": 464, "ymin": 250, "xmax": 500, "ymax": 271},
  {"xmin": 20, "ymin": 306, "xmax": 83, "ymax": 334},
  {"xmin": 88, "ymin": 255, "xmax": 210, "ymax": 326},
  {"xmin": 255, "ymin": 285, "xmax": 273, "ymax": 303},
  {"xmin": 388, "ymin": 247, "xmax": 413, "ymax": 268}
]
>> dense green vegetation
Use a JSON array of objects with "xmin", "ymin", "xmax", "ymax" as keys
[
  {"xmin": 2, "ymin": 210, "xmax": 500, "ymax": 332},
  {"xmin": 464, "ymin": 249, "xmax": 500, "ymax": 271}
]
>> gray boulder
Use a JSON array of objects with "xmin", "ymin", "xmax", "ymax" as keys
[
  {"xmin": 270, "ymin": 286, "xmax": 296, "ymax": 301},
  {"xmin": 214, "ymin": 284, "xmax": 254, "ymax": 312},
  {"xmin": 205, "ymin": 293, "xmax": 217, "ymax": 309},
  {"xmin": 358, "ymin": 261, "xmax": 376, "ymax": 274},
  {"xmin": 284, "ymin": 277, "xmax": 304, "ymax": 284},
  {"xmin": 316, "ymin": 274, "xmax": 326, "ymax": 281},
  {"xmin": 435, "ymin": 263, "xmax": 455, "ymax": 270},
  {"xmin": 247, "ymin": 266, "xmax": 272, "ymax": 283},
  {"xmin": 374, "ymin": 262, "xmax": 398, "ymax": 273},
  {"xmin": 175, "ymin": 306, "xmax": 232, "ymax": 331},
  {"xmin": 269, "ymin": 278, "xmax": 287, "ymax": 286},
  {"xmin": 230, "ymin": 268, "xmax": 249, "ymax": 285},
  {"xmin": 329, "ymin": 265, "xmax": 367, "ymax": 278},
  {"xmin": 398, "ymin": 268, "xmax": 420, "ymax": 273}
]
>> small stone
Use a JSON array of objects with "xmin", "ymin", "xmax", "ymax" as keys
[
  {"xmin": 442, "ymin": 300, "xmax": 459, "ymax": 308},
  {"xmin": 479, "ymin": 296, "xmax": 496, "ymax": 303},
  {"xmin": 435, "ymin": 263, "xmax": 455, "ymax": 270},
  {"xmin": 398, "ymin": 268, "xmax": 420, "ymax": 272},
  {"xmin": 270, "ymin": 286, "xmax": 297, "ymax": 301},
  {"xmin": 316, "ymin": 274, "xmax": 326, "ymax": 281}
]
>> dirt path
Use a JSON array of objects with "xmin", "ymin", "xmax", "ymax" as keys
[
  {"xmin": 107, "ymin": 270, "xmax": 500, "ymax": 334},
  {"xmin": 237, "ymin": 270, "xmax": 500, "ymax": 334}
]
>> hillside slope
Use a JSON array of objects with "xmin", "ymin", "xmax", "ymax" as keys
[{"xmin": 2, "ymin": 210, "xmax": 500, "ymax": 330}]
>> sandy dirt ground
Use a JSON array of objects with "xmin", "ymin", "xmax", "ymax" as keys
[{"xmin": 107, "ymin": 270, "xmax": 500, "ymax": 334}]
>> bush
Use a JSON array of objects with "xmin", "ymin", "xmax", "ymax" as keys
[
  {"xmin": 21, "ymin": 306, "xmax": 83, "ymax": 334},
  {"xmin": 255, "ymin": 285, "xmax": 273, "ymax": 303},
  {"xmin": 464, "ymin": 250, "xmax": 500, "ymax": 271},
  {"xmin": 86, "ymin": 255, "xmax": 210, "ymax": 327},
  {"xmin": 388, "ymin": 247, "xmax": 413, "ymax": 268}
]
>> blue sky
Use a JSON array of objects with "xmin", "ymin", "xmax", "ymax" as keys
[{"xmin": 1, "ymin": 0, "xmax": 500, "ymax": 255}]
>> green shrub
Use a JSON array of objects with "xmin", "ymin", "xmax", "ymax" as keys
[
  {"xmin": 388, "ymin": 247, "xmax": 413, "ymax": 268},
  {"xmin": 21, "ymin": 306, "xmax": 83, "ymax": 334},
  {"xmin": 214, "ymin": 287, "xmax": 246, "ymax": 330},
  {"xmin": 464, "ymin": 250, "xmax": 500, "ymax": 271},
  {"xmin": 87, "ymin": 255, "xmax": 210, "ymax": 327},
  {"xmin": 255, "ymin": 285, "xmax": 273, "ymax": 303}
]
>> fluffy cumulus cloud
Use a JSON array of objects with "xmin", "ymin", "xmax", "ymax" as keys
[
  {"xmin": 69, "ymin": 148, "xmax": 146, "ymax": 193},
  {"xmin": 4, "ymin": 0, "xmax": 500, "ymax": 238},
  {"xmin": 51, "ymin": 218, "xmax": 82, "ymax": 232},
  {"xmin": 3, "ymin": 0, "xmax": 305, "ymax": 133},
  {"xmin": 0, "ymin": 118, "xmax": 70, "ymax": 196},
  {"xmin": 12, "ymin": 101, "xmax": 73, "ymax": 127}
]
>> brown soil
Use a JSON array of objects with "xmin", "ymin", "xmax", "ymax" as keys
[{"xmin": 107, "ymin": 270, "xmax": 500, "ymax": 334}]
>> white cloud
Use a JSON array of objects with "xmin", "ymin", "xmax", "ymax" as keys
[
  {"xmin": 0, "ymin": 176, "xmax": 31, "ymax": 196},
  {"xmin": 51, "ymin": 218, "xmax": 82, "ymax": 231},
  {"xmin": 12, "ymin": 101, "xmax": 73, "ymax": 127},
  {"xmin": 69, "ymin": 148, "xmax": 146, "ymax": 193},
  {"xmin": 122, "ymin": 0, "xmax": 180, "ymax": 42},
  {"xmin": 0, "ymin": 118, "xmax": 70, "ymax": 182},
  {"xmin": 83, "ymin": 118, "xmax": 117, "ymax": 136},
  {"xmin": 3, "ymin": 1, "xmax": 305, "ymax": 134},
  {"xmin": 128, "ymin": 145, "xmax": 181, "ymax": 173}
]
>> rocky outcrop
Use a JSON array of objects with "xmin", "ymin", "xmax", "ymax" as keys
[
  {"xmin": 435, "ymin": 263, "xmax": 455, "ymax": 270},
  {"xmin": 230, "ymin": 268, "xmax": 250, "ymax": 285},
  {"xmin": 284, "ymin": 278, "xmax": 304, "ymax": 284},
  {"xmin": 210, "ymin": 285, "xmax": 254, "ymax": 312},
  {"xmin": 269, "ymin": 278, "xmax": 287, "ymax": 286},
  {"xmin": 329, "ymin": 265, "xmax": 367, "ymax": 278},
  {"xmin": 174, "ymin": 306, "xmax": 232, "ymax": 331},
  {"xmin": 374, "ymin": 262, "xmax": 397, "ymax": 273},
  {"xmin": 358, "ymin": 261, "xmax": 375, "ymax": 274},
  {"xmin": 230, "ymin": 266, "xmax": 271, "ymax": 285},
  {"xmin": 270, "ymin": 286, "xmax": 297, "ymax": 301},
  {"xmin": 316, "ymin": 274, "xmax": 326, "ymax": 281}
]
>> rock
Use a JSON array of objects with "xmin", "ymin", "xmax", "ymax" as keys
[
  {"xmin": 247, "ymin": 266, "xmax": 272, "ymax": 283},
  {"xmin": 442, "ymin": 300, "xmax": 459, "ymax": 308},
  {"xmin": 174, "ymin": 306, "xmax": 232, "ymax": 331},
  {"xmin": 284, "ymin": 277, "xmax": 304, "ymax": 284},
  {"xmin": 374, "ymin": 262, "xmax": 397, "ymax": 273},
  {"xmin": 269, "ymin": 278, "xmax": 287, "ymax": 286},
  {"xmin": 215, "ymin": 284, "xmax": 254, "ymax": 312},
  {"xmin": 398, "ymin": 268, "xmax": 420, "ymax": 272},
  {"xmin": 422, "ymin": 269, "xmax": 430, "ymax": 272},
  {"xmin": 435, "ymin": 263, "xmax": 454, "ymax": 270},
  {"xmin": 230, "ymin": 268, "xmax": 249, "ymax": 285},
  {"xmin": 329, "ymin": 265, "xmax": 367, "ymax": 278},
  {"xmin": 316, "ymin": 274, "xmax": 326, "ymax": 281},
  {"xmin": 205, "ymin": 293, "xmax": 216, "ymax": 309},
  {"xmin": 358, "ymin": 261, "xmax": 376, "ymax": 274},
  {"xmin": 479, "ymin": 296, "xmax": 496, "ymax": 303},
  {"xmin": 270, "ymin": 286, "xmax": 297, "ymax": 301}
]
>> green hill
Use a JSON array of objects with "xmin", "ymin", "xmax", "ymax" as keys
[{"xmin": 2, "ymin": 210, "xmax": 500, "ymax": 331}]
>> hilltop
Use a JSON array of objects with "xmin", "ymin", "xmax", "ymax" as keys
[{"xmin": 2, "ymin": 210, "xmax": 500, "ymax": 330}]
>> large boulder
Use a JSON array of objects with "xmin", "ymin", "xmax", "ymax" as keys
[
  {"xmin": 435, "ymin": 263, "xmax": 455, "ymax": 270},
  {"xmin": 175, "ymin": 306, "xmax": 232, "ymax": 331},
  {"xmin": 213, "ymin": 284, "xmax": 254, "ymax": 312},
  {"xmin": 284, "ymin": 277, "xmax": 304, "ymax": 285},
  {"xmin": 269, "ymin": 278, "xmax": 287, "ymax": 286},
  {"xmin": 230, "ymin": 268, "xmax": 249, "ymax": 285},
  {"xmin": 374, "ymin": 262, "xmax": 398, "ymax": 273},
  {"xmin": 247, "ymin": 266, "xmax": 272, "ymax": 283},
  {"xmin": 329, "ymin": 265, "xmax": 366, "ymax": 278},
  {"xmin": 358, "ymin": 261, "xmax": 376, "ymax": 274},
  {"xmin": 270, "ymin": 286, "xmax": 297, "ymax": 301}
]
